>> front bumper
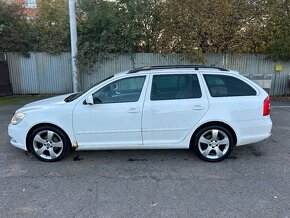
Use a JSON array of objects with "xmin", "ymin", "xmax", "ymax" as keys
[{"xmin": 8, "ymin": 122, "xmax": 31, "ymax": 151}]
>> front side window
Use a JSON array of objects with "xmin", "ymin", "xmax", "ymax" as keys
[
  {"xmin": 92, "ymin": 76, "xmax": 146, "ymax": 104},
  {"xmin": 203, "ymin": 74, "xmax": 257, "ymax": 97},
  {"xmin": 151, "ymin": 74, "xmax": 202, "ymax": 101}
]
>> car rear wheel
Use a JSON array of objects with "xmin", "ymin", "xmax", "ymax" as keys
[
  {"xmin": 193, "ymin": 125, "xmax": 234, "ymax": 162},
  {"xmin": 28, "ymin": 125, "xmax": 71, "ymax": 162}
]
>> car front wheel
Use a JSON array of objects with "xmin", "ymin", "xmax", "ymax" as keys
[{"xmin": 28, "ymin": 125, "xmax": 71, "ymax": 162}]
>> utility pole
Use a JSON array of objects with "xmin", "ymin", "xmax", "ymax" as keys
[{"xmin": 69, "ymin": 0, "xmax": 78, "ymax": 92}]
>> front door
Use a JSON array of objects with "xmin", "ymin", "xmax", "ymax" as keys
[{"xmin": 73, "ymin": 75, "xmax": 148, "ymax": 149}]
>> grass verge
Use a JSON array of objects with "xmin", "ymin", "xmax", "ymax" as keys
[{"xmin": 0, "ymin": 95, "xmax": 54, "ymax": 106}]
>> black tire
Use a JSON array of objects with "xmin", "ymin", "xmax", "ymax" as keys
[
  {"xmin": 28, "ymin": 125, "xmax": 71, "ymax": 162},
  {"xmin": 193, "ymin": 125, "xmax": 234, "ymax": 162}
]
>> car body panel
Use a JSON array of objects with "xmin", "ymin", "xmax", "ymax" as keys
[
  {"xmin": 141, "ymin": 72, "xmax": 209, "ymax": 148},
  {"xmin": 9, "ymin": 95, "xmax": 77, "ymax": 150},
  {"xmin": 72, "ymin": 75, "xmax": 150, "ymax": 149},
  {"xmin": 8, "ymin": 67, "xmax": 272, "ymax": 154}
]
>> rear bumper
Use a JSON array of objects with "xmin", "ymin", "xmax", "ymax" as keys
[
  {"xmin": 232, "ymin": 117, "xmax": 272, "ymax": 146},
  {"xmin": 237, "ymin": 132, "xmax": 271, "ymax": 146}
]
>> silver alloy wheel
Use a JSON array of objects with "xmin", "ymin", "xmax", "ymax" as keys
[
  {"xmin": 32, "ymin": 130, "xmax": 64, "ymax": 160},
  {"xmin": 198, "ymin": 129, "xmax": 230, "ymax": 160}
]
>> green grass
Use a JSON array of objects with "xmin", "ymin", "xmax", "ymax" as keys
[
  {"xmin": 0, "ymin": 95, "xmax": 54, "ymax": 105},
  {"xmin": 271, "ymin": 96, "xmax": 290, "ymax": 99}
]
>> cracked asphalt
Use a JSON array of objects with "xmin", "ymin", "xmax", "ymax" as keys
[{"xmin": 0, "ymin": 98, "xmax": 290, "ymax": 218}]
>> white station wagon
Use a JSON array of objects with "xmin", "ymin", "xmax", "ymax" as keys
[{"xmin": 8, "ymin": 65, "xmax": 272, "ymax": 162}]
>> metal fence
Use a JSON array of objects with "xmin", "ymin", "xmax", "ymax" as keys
[
  {"xmin": 4, "ymin": 52, "xmax": 290, "ymax": 96},
  {"xmin": 6, "ymin": 53, "xmax": 73, "ymax": 94}
]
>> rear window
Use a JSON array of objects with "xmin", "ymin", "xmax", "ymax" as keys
[
  {"xmin": 203, "ymin": 74, "xmax": 257, "ymax": 97},
  {"xmin": 151, "ymin": 74, "xmax": 202, "ymax": 100}
]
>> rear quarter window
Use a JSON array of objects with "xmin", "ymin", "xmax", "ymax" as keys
[{"xmin": 203, "ymin": 74, "xmax": 257, "ymax": 97}]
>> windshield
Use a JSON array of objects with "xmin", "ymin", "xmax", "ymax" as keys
[{"xmin": 64, "ymin": 75, "xmax": 114, "ymax": 102}]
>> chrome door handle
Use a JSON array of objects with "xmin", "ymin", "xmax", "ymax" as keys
[
  {"xmin": 192, "ymin": 105, "xmax": 205, "ymax": 111},
  {"xmin": 128, "ymin": 108, "xmax": 139, "ymax": 113}
]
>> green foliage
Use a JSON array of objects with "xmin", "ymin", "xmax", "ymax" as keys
[
  {"xmin": 267, "ymin": 0, "xmax": 290, "ymax": 61},
  {"xmin": 78, "ymin": 0, "xmax": 290, "ymax": 65},
  {"xmin": 33, "ymin": 0, "xmax": 70, "ymax": 53},
  {"xmin": 77, "ymin": 0, "xmax": 162, "ymax": 69},
  {"xmin": 0, "ymin": 0, "xmax": 70, "ymax": 53},
  {"xmin": 77, "ymin": 0, "xmax": 126, "ymax": 69},
  {"xmin": 117, "ymin": 0, "xmax": 162, "ymax": 53},
  {"xmin": 158, "ymin": 0, "xmax": 276, "ymax": 62},
  {"xmin": 0, "ymin": 0, "xmax": 289, "ymax": 65},
  {"xmin": 0, "ymin": 0, "xmax": 33, "ymax": 52}
]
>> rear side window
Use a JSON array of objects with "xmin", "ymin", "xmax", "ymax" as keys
[
  {"xmin": 151, "ymin": 74, "xmax": 202, "ymax": 100},
  {"xmin": 203, "ymin": 74, "xmax": 257, "ymax": 97}
]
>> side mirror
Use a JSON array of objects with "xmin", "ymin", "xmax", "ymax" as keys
[{"xmin": 85, "ymin": 95, "xmax": 94, "ymax": 105}]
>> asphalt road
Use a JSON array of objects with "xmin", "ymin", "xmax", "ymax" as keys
[{"xmin": 1, "ymin": 98, "xmax": 290, "ymax": 218}]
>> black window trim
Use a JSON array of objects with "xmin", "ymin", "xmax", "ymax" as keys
[
  {"xmin": 203, "ymin": 74, "xmax": 258, "ymax": 98},
  {"xmin": 150, "ymin": 73, "xmax": 202, "ymax": 101}
]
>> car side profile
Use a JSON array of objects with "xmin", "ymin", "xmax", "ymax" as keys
[{"xmin": 8, "ymin": 65, "xmax": 272, "ymax": 162}]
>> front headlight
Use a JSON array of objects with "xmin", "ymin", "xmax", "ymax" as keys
[{"xmin": 11, "ymin": 112, "xmax": 26, "ymax": 125}]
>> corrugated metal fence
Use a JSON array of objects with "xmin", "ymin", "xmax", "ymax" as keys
[
  {"xmin": 7, "ymin": 53, "xmax": 73, "ymax": 94},
  {"xmin": 5, "ymin": 52, "xmax": 290, "ymax": 96}
]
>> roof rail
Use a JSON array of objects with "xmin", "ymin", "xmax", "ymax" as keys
[{"xmin": 128, "ymin": 65, "xmax": 229, "ymax": 74}]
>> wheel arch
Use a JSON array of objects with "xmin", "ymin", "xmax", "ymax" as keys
[
  {"xmin": 189, "ymin": 121, "xmax": 237, "ymax": 149},
  {"xmin": 26, "ymin": 123, "xmax": 72, "ymax": 152}
]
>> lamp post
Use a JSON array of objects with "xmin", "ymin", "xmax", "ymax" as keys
[{"xmin": 69, "ymin": 0, "xmax": 78, "ymax": 92}]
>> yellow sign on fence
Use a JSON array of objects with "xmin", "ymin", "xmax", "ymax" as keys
[{"xmin": 274, "ymin": 65, "xmax": 283, "ymax": 72}]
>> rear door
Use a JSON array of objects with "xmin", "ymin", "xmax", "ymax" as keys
[{"xmin": 141, "ymin": 71, "xmax": 209, "ymax": 148}]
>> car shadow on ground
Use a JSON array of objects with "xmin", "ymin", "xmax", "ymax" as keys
[{"xmin": 20, "ymin": 143, "xmax": 267, "ymax": 164}]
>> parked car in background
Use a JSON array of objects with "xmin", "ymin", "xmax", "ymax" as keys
[{"xmin": 8, "ymin": 65, "xmax": 272, "ymax": 162}]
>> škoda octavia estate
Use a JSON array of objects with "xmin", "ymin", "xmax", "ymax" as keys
[{"xmin": 8, "ymin": 65, "xmax": 272, "ymax": 162}]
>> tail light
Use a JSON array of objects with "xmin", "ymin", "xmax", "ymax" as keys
[{"xmin": 263, "ymin": 96, "xmax": 270, "ymax": 116}]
